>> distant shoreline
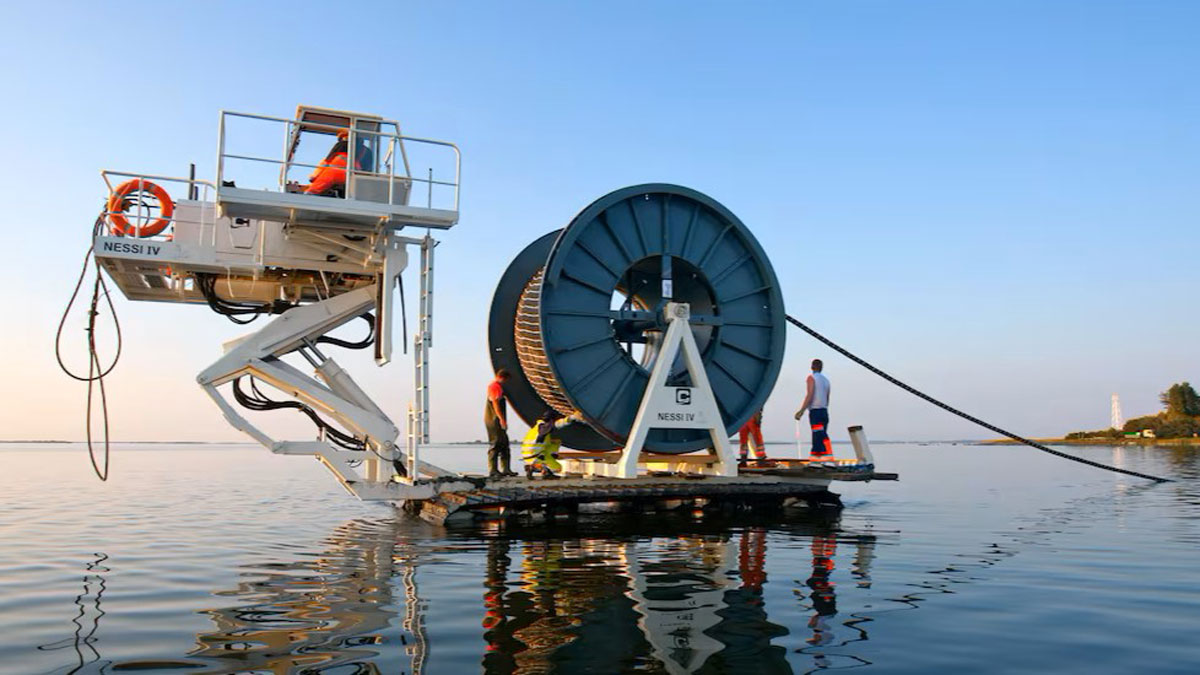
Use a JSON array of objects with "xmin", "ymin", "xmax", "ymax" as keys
[
  {"xmin": 980, "ymin": 437, "xmax": 1200, "ymax": 447},
  {"xmin": 13, "ymin": 438, "xmax": 1191, "ymax": 448}
]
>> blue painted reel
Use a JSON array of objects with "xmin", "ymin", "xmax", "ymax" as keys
[{"xmin": 489, "ymin": 184, "xmax": 786, "ymax": 453}]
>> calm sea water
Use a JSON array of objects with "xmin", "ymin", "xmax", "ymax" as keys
[{"xmin": 0, "ymin": 441, "xmax": 1196, "ymax": 674}]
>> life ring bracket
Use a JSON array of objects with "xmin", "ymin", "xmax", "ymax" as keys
[{"xmin": 107, "ymin": 179, "xmax": 175, "ymax": 238}]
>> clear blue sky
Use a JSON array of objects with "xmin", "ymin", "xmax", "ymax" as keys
[{"xmin": 1, "ymin": 1, "xmax": 1196, "ymax": 443}]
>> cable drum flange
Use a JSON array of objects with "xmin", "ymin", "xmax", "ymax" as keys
[
  {"xmin": 538, "ymin": 184, "xmax": 787, "ymax": 453},
  {"xmin": 489, "ymin": 230, "xmax": 616, "ymax": 450}
]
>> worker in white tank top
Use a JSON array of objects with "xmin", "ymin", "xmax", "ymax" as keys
[
  {"xmin": 810, "ymin": 371, "xmax": 830, "ymax": 409},
  {"xmin": 795, "ymin": 359, "xmax": 834, "ymax": 459}
]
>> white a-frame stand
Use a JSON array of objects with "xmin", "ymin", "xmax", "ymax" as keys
[{"xmin": 604, "ymin": 302, "xmax": 738, "ymax": 478}]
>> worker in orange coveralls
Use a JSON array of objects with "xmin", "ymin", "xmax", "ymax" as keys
[
  {"xmin": 305, "ymin": 128, "xmax": 372, "ymax": 196},
  {"xmin": 738, "ymin": 409, "xmax": 767, "ymax": 465}
]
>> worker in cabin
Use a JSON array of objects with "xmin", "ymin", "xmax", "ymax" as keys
[
  {"xmin": 485, "ymin": 368, "xmax": 518, "ymax": 478},
  {"xmin": 794, "ymin": 359, "xmax": 834, "ymax": 461},
  {"xmin": 738, "ymin": 408, "xmax": 767, "ymax": 465},
  {"xmin": 304, "ymin": 127, "xmax": 373, "ymax": 197},
  {"xmin": 521, "ymin": 410, "xmax": 583, "ymax": 479}
]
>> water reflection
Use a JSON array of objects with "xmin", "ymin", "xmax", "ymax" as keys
[
  {"xmin": 475, "ymin": 513, "xmax": 876, "ymax": 674},
  {"xmin": 37, "ymin": 553, "xmax": 109, "ymax": 674},
  {"xmin": 104, "ymin": 511, "xmax": 883, "ymax": 674},
  {"xmin": 185, "ymin": 518, "xmax": 427, "ymax": 674},
  {"xmin": 805, "ymin": 535, "xmax": 837, "ymax": 648},
  {"xmin": 19, "ymin": 445, "xmax": 1196, "ymax": 673}
]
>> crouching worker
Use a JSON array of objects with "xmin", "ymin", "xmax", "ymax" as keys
[{"xmin": 521, "ymin": 410, "xmax": 582, "ymax": 479}]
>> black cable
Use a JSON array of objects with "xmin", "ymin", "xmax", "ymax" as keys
[
  {"xmin": 196, "ymin": 274, "xmax": 256, "ymax": 323},
  {"xmin": 785, "ymin": 314, "xmax": 1172, "ymax": 483},
  {"xmin": 236, "ymin": 377, "xmax": 402, "ymax": 467},
  {"xmin": 56, "ymin": 215, "xmax": 119, "ymax": 481},
  {"xmin": 398, "ymin": 273, "xmax": 408, "ymax": 355},
  {"xmin": 85, "ymin": 312, "xmax": 111, "ymax": 481},
  {"xmin": 57, "ymin": 217, "xmax": 121, "ymax": 381},
  {"xmin": 232, "ymin": 376, "xmax": 365, "ymax": 451},
  {"xmin": 315, "ymin": 313, "xmax": 375, "ymax": 350},
  {"xmin": 239, "ymin": 376, "xmax": 362, "ymax": 450},
  {"xmin": 60, "ymin": 216, "xmax": 375, "ymax": 479},
  {"xmin": 194, "ymin": 272, "xmax": 286, "ymax": 324},
  {"xmin": 195, "ymin": 273, "xmax": 375, "ymax": 351}
]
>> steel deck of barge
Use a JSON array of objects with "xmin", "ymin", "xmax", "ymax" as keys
[{"xmin": 409, "ymin": 461, "xmax": 898, "ymax": 525}]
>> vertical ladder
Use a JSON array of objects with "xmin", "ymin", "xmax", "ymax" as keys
[
  {"xmin": 414, "ymin": 235, "xmax": 434, "ymax": 442},
  {"xmin": 405, "ymin": 234, "xmax": 434, "ymax": 483}
]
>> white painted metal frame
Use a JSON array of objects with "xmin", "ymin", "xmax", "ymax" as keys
[
  {"xmin": 216, "ymin": 109, "xmax": 462, "ymax": 212},
  {"xmin": 193, "ymin": 237, "xmax": 454, "ymax": 500},
  {"xmin": 594, "ymin": 302, "xmax": 739, "ymax": 479}
]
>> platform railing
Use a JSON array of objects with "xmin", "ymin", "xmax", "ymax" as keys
[
  {"xmin": 100, "ymin": 170, "xmax": 218, "ymax": 245},
  {"xmin": 216, "ymin": 110, "xmax": 461, "ymax": 212}
]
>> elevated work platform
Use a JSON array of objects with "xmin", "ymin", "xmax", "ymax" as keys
[
  {"xmin": 94, "ymin": 106, "xmax": 460, "ymax": 307},
  {"xmin": 216, "ymin": 107, "xmax": 460, "ymax": 230},
  {"xmin": 216, "ymin": 186, "xmax": 457, "ymax": 230}
]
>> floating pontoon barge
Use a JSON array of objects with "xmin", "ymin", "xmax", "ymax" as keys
[{"xmin": 90, "ymin": 105, "xmax": 895, "ymax": 525}]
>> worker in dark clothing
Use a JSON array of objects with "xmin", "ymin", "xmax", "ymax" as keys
[
  {"xmin": 305, "ymin": 127, "xmax": 373, "ymax": 196},
  {"xmin": 485, "ymin": 369, "xmax": 517, "ymax": 478}
]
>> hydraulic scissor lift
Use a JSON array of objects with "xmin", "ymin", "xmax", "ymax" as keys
[{"xmin": 94, "ymin": 105, "xmax": 472, "ymax": 500}]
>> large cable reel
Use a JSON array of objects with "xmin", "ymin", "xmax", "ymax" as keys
[{"xmin": 489, "ymin": 184, "xmax": 786, "ymax": 454}]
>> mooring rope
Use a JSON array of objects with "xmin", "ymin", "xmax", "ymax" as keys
[{"xmin": 785, "ymin": 314, "xmax": 1172, "ymax": 483}]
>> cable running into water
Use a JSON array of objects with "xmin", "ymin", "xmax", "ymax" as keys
[
  {"xmin": 785, "ymin": 314, "xmax": 1172, "ymax": 483},
  {"xmin": 56, "ymin": 216, "xmax": 121, "ymax": 481}
]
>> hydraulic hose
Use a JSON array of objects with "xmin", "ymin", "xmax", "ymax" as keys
[{"xmin": 232, "ymin": 376, "xmax": 365, "ymax": 451}]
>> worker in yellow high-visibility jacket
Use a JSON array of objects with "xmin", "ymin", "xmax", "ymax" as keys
[{"xmin": 521, "ymin": 410, "xmax": 582, "ymax": 479}]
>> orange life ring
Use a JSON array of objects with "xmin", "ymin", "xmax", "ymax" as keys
[{"xmin": 107, "ymin": 179, "xmax": 175, "ymax": 237}]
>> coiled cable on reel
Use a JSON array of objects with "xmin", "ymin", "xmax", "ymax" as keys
[{"xmin": 513, "ymin": 269, "xmax": 575, "ymax": 416}]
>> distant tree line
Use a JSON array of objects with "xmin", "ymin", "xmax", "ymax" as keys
[
  {"xmin": 1065, "ymin": 428, "xmax": 1125, "ymax": 440},
  {"xmin": 1068, "ymin": 382, "xmax": 1200, "ymax": 440}
]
